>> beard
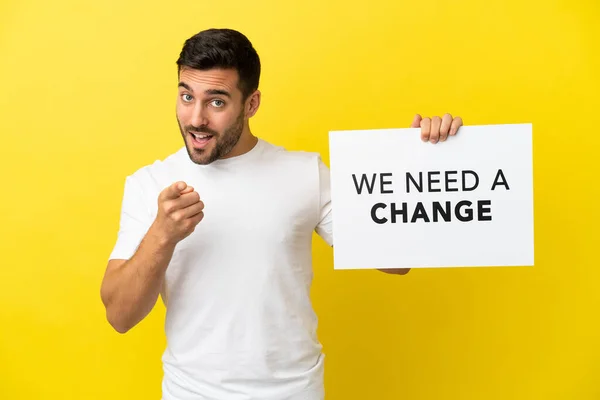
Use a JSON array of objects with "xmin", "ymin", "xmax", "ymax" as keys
[{"xmin": 178, "ymin": 110, "xmax": 245, "ymax": 165}]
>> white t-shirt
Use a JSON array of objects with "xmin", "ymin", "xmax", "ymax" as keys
[{"xmin": 109, "ymin": 138, "xmax": 334, "ymax": 400}]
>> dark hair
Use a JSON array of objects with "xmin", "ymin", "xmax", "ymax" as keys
[{"xmin": 176, "ymin": 28, "xmax": 261, "ymax": 100}]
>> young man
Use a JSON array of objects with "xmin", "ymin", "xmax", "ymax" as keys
[{"xmin": 100, "ymin": 28, "xmax": 463, "ymax": 400}]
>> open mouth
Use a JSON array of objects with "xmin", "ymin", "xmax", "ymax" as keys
[{"xmin": 190, "ymin": 132, "xmax": 214, "ymax": 148}]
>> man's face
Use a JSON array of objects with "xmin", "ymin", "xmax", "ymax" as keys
[{"xmin": 176, "ymin": 67, "xmax": 246, "ymax": 165}]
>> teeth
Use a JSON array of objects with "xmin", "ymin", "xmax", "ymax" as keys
[{"xmin": 192, "ymin": 133, "xmax": 210, "ymax": 139}]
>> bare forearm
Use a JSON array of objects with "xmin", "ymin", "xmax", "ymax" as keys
[
  {"xmin": 101, "ymin": 224, "xmax": 176, "ymax": 333},
  {"xmin": 378, "ymin": 268, "xmax": 411, "ymax": 275},
  {"xmin": 102, "ymin": 181, "xmax": 204, "ymax": 332}
]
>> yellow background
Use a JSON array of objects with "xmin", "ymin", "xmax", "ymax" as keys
[{"xmin": 1, "ymin": 0, "xmax": 599, "ymax": 399}]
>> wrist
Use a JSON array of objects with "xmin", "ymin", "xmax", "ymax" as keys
[{"xmin": 147, "ymin": 221, "xmax": 178, "ymax": 251}]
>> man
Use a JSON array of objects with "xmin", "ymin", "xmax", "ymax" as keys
[{"xmin": 100, "ymin": 28, "xmax": 463, "ymax": 400}]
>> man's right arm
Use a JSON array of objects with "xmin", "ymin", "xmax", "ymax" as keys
[
  {"xmin": 100, "ymin": 223, "xmax": 176, "ymax": 333},
  {"xmin": 100, "ymin": 181, "xmax": 204, "ymax": 333}
]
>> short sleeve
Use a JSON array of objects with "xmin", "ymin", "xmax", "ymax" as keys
[
  {"xmin": 315, "ymin": 157, "xmax": 333, "ymax": 246},
  {"xmin": 108, "ymin": 175, "xmax": 153, "ymax": 260}
]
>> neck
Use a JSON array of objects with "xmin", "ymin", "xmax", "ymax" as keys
[{"xmin": 221, "ymin": 127, "xmax": 258, "ymax": 159}]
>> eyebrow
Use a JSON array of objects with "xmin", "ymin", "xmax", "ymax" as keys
[
  {"xmin": 178, "ymin": 82, "xmax": 232, "ymax": 98},
  {"xmin": 205, "ymin": 89, "xmax": 231, "ymax": 98}
]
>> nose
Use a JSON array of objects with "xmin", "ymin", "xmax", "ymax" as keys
[{"xmin": 189, "ymin": 104, "xmax": 209, "ymax": 128}]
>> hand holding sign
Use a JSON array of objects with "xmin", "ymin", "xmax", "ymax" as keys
[
  {"xmin": 411, "ymin": 113, "xmax": 464, "ymax": 143},
  {"xmin": 379, "ymin": 113, "xmax": 464, "ymax": 275}
]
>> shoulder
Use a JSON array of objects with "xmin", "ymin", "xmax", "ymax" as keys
[
  {"xmin": 257, "ymin": 139, "xmax": 330, "ymax": 197},
  {"xmin": 259, "ymin": 139, "xmax": 326, "ymax": 170}
]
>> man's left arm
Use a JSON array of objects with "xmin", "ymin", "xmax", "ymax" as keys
[
  {"xmin": 376, "ymin": 112, "xmax": 464, "ymax": 276},
  {"xmin": 315, "ymin": 112, "xmax": 463, "ymax": 275}
]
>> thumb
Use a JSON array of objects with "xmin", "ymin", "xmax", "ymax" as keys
[{"xmin": 410, "ymin": 114, "xmax": 422, "ymax": 128}]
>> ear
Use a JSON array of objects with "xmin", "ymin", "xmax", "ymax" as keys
[{"xmin": 245, "ymin": 90, "xmax": 261, "ymax": 118}]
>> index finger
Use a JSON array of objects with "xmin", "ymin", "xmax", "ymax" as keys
[
  {"xmin": 450, "ymin": 117, "xmax": 463, "ymax": 136},
  {"xmin": 180, "ymin": 185, "xmax": 194, "ymax": 195},
  {"xmin": 161, "ymin": 181, "xmax": 187, "ymax": 201}
]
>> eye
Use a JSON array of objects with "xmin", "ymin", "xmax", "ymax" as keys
[
  {"xmin": 182, "ymin": 94, "xmax": 193, "ymax": 103},
  {"xmin": 211, "ymin": 99, "xmax": 225, "ymax": 108}
]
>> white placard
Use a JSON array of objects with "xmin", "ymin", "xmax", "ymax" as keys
[{"xmin": 328, "ymin": 123, "xmax": 534, "ymax": 269}]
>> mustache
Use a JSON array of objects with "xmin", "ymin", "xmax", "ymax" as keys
[{"xmin": 186, "ymin": 126, "xmax": 218, "ymax": 136}]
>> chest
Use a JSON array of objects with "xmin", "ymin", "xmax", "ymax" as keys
[{"xmin": 150, "ymin": 165, "xmax": 319, "ymax": 258}]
